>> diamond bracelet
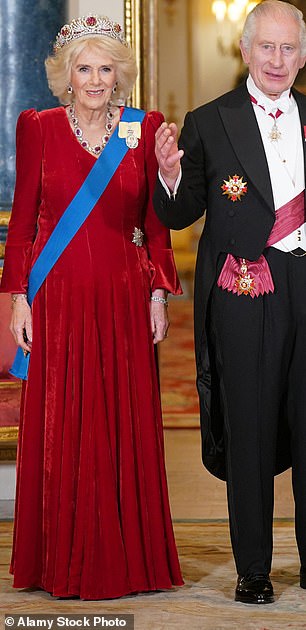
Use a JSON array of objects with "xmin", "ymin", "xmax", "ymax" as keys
[
  {"xmin": 11, "ymin": 294, "xmax": 28, "ymax": 303},
  {"xmin": 150, "ymin": 296, "xmax": 168, "ymax": 307}
]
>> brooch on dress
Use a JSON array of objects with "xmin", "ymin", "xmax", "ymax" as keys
[
  {"xmin": 118, "ymin": 121, "xmax": 141, "ymax": 149},
  {"xmin": 132, "ymin": 227, "xmax": 144, "ymax": 247},
  {"xmin": 221, "ymin": 174, "xmax": 247, "ymax": 202}
]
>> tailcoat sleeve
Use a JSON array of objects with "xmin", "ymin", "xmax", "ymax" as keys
[
  {"xmin": 143, "ymin": 111, "xmax": 182, "ymax": 295},
  {"xmin": 0, "ymin": 109, "xmax": 42, "ymax": 293},
  {"xmin": 153, "ymin": 111, "xmax": 207, "ymax": 229}
]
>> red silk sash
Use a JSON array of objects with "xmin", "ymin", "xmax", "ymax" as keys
[{"xmin": 217, "ymin": 190, "xmax": 305, "ymax": 298}]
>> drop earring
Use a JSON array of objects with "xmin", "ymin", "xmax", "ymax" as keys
[
  {"xmin": 112, "ymin": 83, "xmax": 117, "ymax": 94},
  {"xmin": 67, "ymin": 85, "xmax": 73, "ymax": 94}
]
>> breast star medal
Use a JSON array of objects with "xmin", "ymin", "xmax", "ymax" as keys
[
  {"xmin": 235, "ymin": 258, "xmax": 255, "ymax": 296},
  {"xmin": 221, "ymin": 175, "xmax": 247, "ymax": 202}
]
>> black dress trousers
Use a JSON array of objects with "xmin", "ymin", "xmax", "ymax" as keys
[{"xmin": 210, "ymin": 246, "xmax": 306, "ymax": 576}]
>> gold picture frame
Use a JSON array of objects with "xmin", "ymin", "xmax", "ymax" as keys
[
  {"xmin": 0, "ymin": 1, "xmax": 157, "ymax": 461},
  {"xmin": 0, "ymin": 213, "xmax": 18, "ymax": 461},
  {"xmin": 0, "ymin": 376, "xmax": 19, "ymax": 459},
  {"xmin": 124, "ymin": 0, "xmax": 158, "ymax": 111}
]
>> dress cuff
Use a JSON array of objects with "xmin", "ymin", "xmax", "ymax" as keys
[
  {"xmin": 148, "ymin": 248, "xmax": 183, "ymax": 295},
  {"xmin": 0, "ymin": 244, "xmax": 32, "ymax": 293}
]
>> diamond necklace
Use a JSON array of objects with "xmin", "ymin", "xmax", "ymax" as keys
[{"xmin": 67, "ymin": 103, "xmax": 115, "ymax": 155}]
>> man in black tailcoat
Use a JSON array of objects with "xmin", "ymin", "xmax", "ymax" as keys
[{"xmin": 154, "ymin": 0, "xmax": 306, "ymax": 604}]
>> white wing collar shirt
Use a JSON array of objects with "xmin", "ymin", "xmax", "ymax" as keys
[{"xmin": 247, "ymin": 74, "xmax": 306, "ymax": 253}]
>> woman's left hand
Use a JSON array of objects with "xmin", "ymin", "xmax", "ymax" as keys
[{"xmin": 150, "ymin": 297, "xmax": 169, "ymax": 344}]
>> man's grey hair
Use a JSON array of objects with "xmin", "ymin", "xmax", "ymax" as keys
[{"xmin": 241, "ymin": 0, "xmax": 306, "ymax": 56}]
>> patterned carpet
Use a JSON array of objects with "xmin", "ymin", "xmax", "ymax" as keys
[
  {"xmin": 1, "ymin": 298, "xmax": 306, "ymax": 627},
  {"xmin": 160, "ymin": 297, "xmax": 200, "ymax": 428},
  {"xmin": 1, "ymin": 521, "xmax": 306, "ymax": 629}
]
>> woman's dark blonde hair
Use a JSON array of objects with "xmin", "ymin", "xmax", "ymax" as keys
[{"xmin": 45, "ymin": 36, "xmax": 138, "ymax": 105}]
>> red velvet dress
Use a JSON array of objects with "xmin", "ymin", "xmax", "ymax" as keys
[{"xmin": 0, "ymin": 107, "xmax": 183, "ymax": 599}]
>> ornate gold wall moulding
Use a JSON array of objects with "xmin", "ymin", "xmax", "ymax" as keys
[
  {"xmin": 0, "ymin": 381, "xmax": 20, "ymax": 389},
  {"xmin": 166, "ymin": 91, "xmax": 179, "ymax": 126},
  {"xmin": 124, "ymin": 0, "xmax": 158, "ymax": 111},
  {"xmin": 0, "ymin": 379, "xmax": 21, "ymax": 459},
  {"xmin": 0, "ymin": 426, "xmax": 18, "ymax": 461},
  {"xmin": 124, "ymin": 0, "xmax": 142, "ymax": 107},
  {"xmin": 0, "ymin": 447, "xmax": 17, "ymax": 461},
  {"xmin": 163, "ymin": 0, "xmax": 178, "ymax": 27},
  {"xmin": 0, "ymin": 427, "xmax": 18, "ymax": 442},
  {"xmin": 0, "ymin": 211, "xmax": 10, "ymax": 226}
]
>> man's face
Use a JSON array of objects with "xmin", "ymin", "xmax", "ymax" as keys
[{"xmin": 240, "ymin": 13, "xmax": 306, "ymax": 100}]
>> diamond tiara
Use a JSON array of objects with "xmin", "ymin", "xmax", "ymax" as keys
[{"xmin": 54, "ymin": 15, "xmax": 127, "ymax": 51}]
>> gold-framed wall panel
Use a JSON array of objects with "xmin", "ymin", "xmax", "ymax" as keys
[
  {"xmin": 0, "ymin": 381, "xmax": 19, "ymax": 461},
  {"xmin": 0, "ymin": 212, "xmax": 10, "ymax": 267},
  {"xmin": 124, "ymin": 0, "xmax": 158, "ymax": 111}
]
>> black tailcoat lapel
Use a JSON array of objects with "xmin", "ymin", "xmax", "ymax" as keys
[{"xmin": 218, "ymin": 84, "xmax": 275, "ymax": 216}]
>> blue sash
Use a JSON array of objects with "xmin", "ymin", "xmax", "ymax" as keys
[{"xmin": 11, "ymin": 106, "xmax": 145, "ymax": 380}]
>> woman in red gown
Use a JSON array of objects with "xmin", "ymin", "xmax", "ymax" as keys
[{"xmin": 0, "ymin": 15, "xmax": 183, "ymax": 600}]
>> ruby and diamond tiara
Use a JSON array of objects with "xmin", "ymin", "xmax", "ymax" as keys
[{"xmin": 54, "ymin": 15, "xmax": 127, "ymax": 51}]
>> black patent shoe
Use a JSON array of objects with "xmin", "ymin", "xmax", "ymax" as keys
[
  {"xmin": 235, "ymin": 574, "xmax": 275, "ymax": 604},
  {"xmin": 300, "ymin": 567, "xmax": 306, "ymax": 589}
]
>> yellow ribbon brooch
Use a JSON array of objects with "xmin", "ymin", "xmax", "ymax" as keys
[{"xmin": 118, "ymin": 121, "xmax": 141, "ymax": 149}]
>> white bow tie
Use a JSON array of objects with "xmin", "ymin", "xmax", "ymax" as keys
[{"xmin": 257, "ymin": 94, "xmax": 291, "ymax": 116}]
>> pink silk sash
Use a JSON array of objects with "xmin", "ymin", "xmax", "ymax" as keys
[{"xmin": 217, "ymin": 189, "xmax": 305, "ymax": 298}]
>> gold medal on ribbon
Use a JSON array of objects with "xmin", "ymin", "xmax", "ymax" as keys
[{"xmin": 234, "ymin": 259, "xmax": 255, "ymax": 296}]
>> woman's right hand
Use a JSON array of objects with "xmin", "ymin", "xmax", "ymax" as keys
[
  {"xmin": 10, "ymin": 295, "xmax": 32, "ymax": 354},
  {"xmin": 155, "ymin": 122, "xmax": 184, "ymax": 192}
]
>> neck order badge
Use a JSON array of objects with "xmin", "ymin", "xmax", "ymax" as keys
[{"xmin": 249, "ymin": 94, "xmax": 283, "ymax": 142}]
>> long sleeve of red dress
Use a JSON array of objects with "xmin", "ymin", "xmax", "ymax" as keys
[{"xmin": 1, "ymin": 110, "xmax": 42, "ymax": 293}]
